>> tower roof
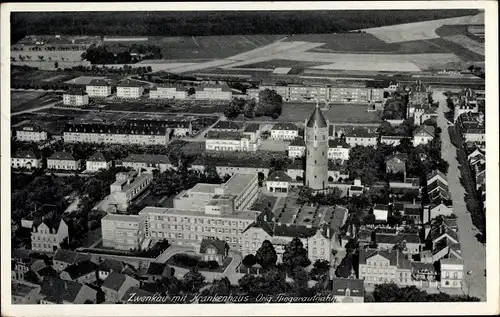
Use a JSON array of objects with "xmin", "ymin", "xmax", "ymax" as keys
[{"xmin": 306, "ymin": 104, "xmax": 328, "ymax": 128}]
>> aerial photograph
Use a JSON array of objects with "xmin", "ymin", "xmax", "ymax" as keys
[{"xmin": 7, "ymin": 7, "xmax": 488, "ymax": 306}]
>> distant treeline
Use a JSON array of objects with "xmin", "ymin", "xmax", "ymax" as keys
[{"xmin": 11, "ymin": 10, "xmax": 479, "ymax": 43}]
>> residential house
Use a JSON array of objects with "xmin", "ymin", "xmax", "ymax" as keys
[
  {"xmin": 97, "ymin": 258, "xmax": 136, "ymax": 281},
  {"xmin": 117, "ymin": 79, "xmax": 144, "ymax": 99},
  {"xmin": 410, "ymin": 262, "xmax": 438, "ymax": 282},
  {"xmin": 63, "ymin": 123, "xmax": 170, "ymax": 146},
  {"xmin": 15, "ymin": 122, "xmax": 48, "ymax": 142},
  {"xmin": 52, "ymin": 249, "xmax": 92, "ymax": 272},
  {"xmin": 39, "ymin": 277, "xmax": 98, "ymax": 304},
  {"xmin": 358, "ymin": 249, "xmax": 412, "ymax": 287},
  {"xmin": 143, "ymin": 262, "xmax": 174, "ymax": 283},
  {"xmin": 422, "ymin": 203, "xmax": 454, "ymax": 224},
  {"xmin": 11, "ymin": 281, "xmax": 41, "ymax": 304},
  {"xmin": 467, "ymin": 148, "xmax": 485, "ymax": 164},
  {"xmin": 380, "ymin": 135, "xmax": 406, "ymax": 147},
  {"xmin": 375, "ymin": 232, "xmax": 423, "ymax": 255},
  {"xmin": 288, "ymin": 138, "xmax": 306, "ymax": 158},
  {"xmin": 121, "ymin": 153, "xmax": 174, "ymax": 173},
  {"xmin": 102, "ymin": 272, "xmax": 140, "ymax": 303},
  {"xmin": 440, "ymin": 258, "xmax": 464, "ymax": 288},
  {"xmin": 385, "ymin": 153, "xmax": 407, "ymax": 174},
  {"xmin": 349, "ymin": 179, "xmax": 365, "ymax": 197},
  {"xmin": 11, "ymin": 150, "xmax": 42, "ymax": 170},
  {"xmin": 270, "ymin": 123, "xmax": 299, "ymax": 140},
  {"xmin": 266, "ymin": 171, "xmax": 292, "ymax": 194},
  {"xmin": 86, "ymin": 79, "xmax": 112, "ymax": 97},
  {"xmin": 149, "ymin": 84, "xmax": 187, "ymax": 100},
  {"xmin": 195, "ymin": 85, "xmax": 232, "ymax": 100},
  {"xmin": 198, "ymin": 238, "xmax": 230, "ymax": 266},
  {"xmin": 423, "ymin": 218, "xmax": 462, "ymax": 263},
  {"xmin": 59, "ymin": 259, "xmax": 98, "ymax": 284},
  {"xmin": 63, "ymin": 89, "xmax": 89, "ymax": 107},
  {"xmin": 47, "ymin": 151, "xmax": 80, "ymax": 171},
  {"xmin": 345, "ymin": 128, "xmax": 377, "ymax": 147},
  {"xmin": 427, "ymin": 169, "xmax": 448, "ymax": 187},
  {"xmin": 330, "ymin": 278, "xmax": 365, "ymax": 303},
  {"xmin": 24, "ymin": 211, "xmax": 69, "ymax": 252},
  {"xmin": 242, "ymin": 123, "xmax": 261, "ymax": 145},
  {"xmin": 328, "ymin": 139, "xmax": 350, "ymax": 160},
  {"xmin": 412, "ymin": 125, "xmax": 435, "ymax": 146},
  {"xmin": 211, "ymin": 121, "xmax": 242, "ymax": 132},
  {"xmin": 420, "ymin": 107, "xmax": 438, "ymax": 125},
  {"xmin": 86, "ymin": 151, "xmax": 111, "ymax": 172},
  {"xmin": 205, "ymin": 131, "xmax": 257, "ymax": 152}
]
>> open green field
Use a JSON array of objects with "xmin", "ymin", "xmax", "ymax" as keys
[
  {"xmin": 279, "ymin": 103, "xmax": 382, "ymax": 124},
  {"xmin": 104, "ymin": 34, "xmax": 285, "ymax": 59},
  {"xmin": 237, "ymin": 59, "xmax": 325, "ymax": 69},
  {"xmin": 11, "ymin": 91, "xmax": 59, "ymax": 112}
]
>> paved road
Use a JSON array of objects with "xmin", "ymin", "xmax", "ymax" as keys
[{"xmin": 434, "ymin": 90, "xmax": 486, "ymax": 300}]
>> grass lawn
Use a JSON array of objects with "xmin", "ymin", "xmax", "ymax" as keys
[
  {"xmin": 251, "ymin": 195, "xmax": 278, "ymax": 212},
  {"xmin": 11, "ymin": 92, "xmax": 60, "ymax": 112},
  {"xmin": 180, "ymin": 142, "xmax": 206, "ymax": 156},
  {"xmin": 278, "ymin": 103, "xmax": 382, "ymax": 124},
  {"xmin": 239, "ymin": 59, "xmax": 324, "ymax": 69}
]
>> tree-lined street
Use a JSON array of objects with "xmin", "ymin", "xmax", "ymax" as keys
[{"xmin": 434, "ymin": 89, "xmax": 486, "ymax": 300}]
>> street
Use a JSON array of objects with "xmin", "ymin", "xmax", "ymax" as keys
[{"xmin": 434, "ymin": 90, "xmax": 486, "ymax": 300}]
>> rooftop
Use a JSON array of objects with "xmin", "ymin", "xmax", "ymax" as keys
[
  {"xmin": 12, "ymin": 150, "xmax": 39, "ymax": 159},
  {"xmin": 290, "ymin": 138, "xmax": 306, "ymax": 147},
  {"xmin": 102, "ymin": 272, "xmax": 129, "ymax": 291},
  {"xmin": 62, "ymin": 259, "xmax": 98, "ymax": 280},
  {"xmin": 413, "ymin": 125, "xmax": 435, "ymax": 137},
  {"xmin": 40, "ymin": 277, "xmax": 85, "ymax": 304},
  {"xmin": 346, "ymin": 127, "xmax": 376, "ymax": 138},
  {"xmin": 243, "ymin": 123, "xmax": 260, "ymax": 133},
  {"xmin": 212, "ymin": 121, "xmax": 242, "ymax": 131},
  {"xmin": 328, "ymin": 139, "xmax": 350, "ymax": 149},
  {"xmin": 49, "ymin": 151, "xmax": 76, "ymax": 161},
  {"xmin": 359, "ymin": 249, "xmax": 411, "ymax": 269},
  {"xmin": 87, "ymin": 151, "xmax": 108, "ymax": 162},
  {"xmin": 206, "ymin": 130, "xmax": 246, "ymax": 141},
  {"xmin": 306, "ymin": 105, "xmax": 328, "ymax": 129},
  {"xmin": 267, "ymin": 171, "xmax": 292, "ymax": 182},
  {"xmin": 224, "ymin": 173, "xmax": 257, "ymax": 196},
  {"xmin": 102, "ymin": 213, "xmax": 143, "ymax": 222},
  {"xmin": 53, "ymin": 249, "xmax": 92, "ymax": 265},
  {"xmin": 271, "ymin": 122, "xmax": 299, "ymax": 131},
  {"xmin": 139, "ymin": 206, "xmax": 259, "ymax": 220},
  {"xmin": 330, "ymin": 278, "xmax": 364, "ymax": 297},
  {"xmin": 123, "ymin": 153, "xmax": 171, "ymax": 165},
  {"xmin": 118, "ymin": 79, "xmax": 143, "ymax": 88},
  {"xmin": 65, "ymin": 123, "xmax": 168, "ymax": 135},
  {"xmin": 87, "ymin": 79, "xmax": 110, "ymax": 86},
  {"xmin": 65, "ymin": 88, "xmax": 87, "ymax": 96},
  {"xmin": 199, "ymin": 238, "xmax": 229, "ymax": 255}
]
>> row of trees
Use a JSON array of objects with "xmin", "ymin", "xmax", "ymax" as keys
[
  {"xmin": 81, "ymin": 44, "xmax": 162, "ymax": 65},
  {"xmin": 12, "ymin": 10, "xmax": 478, "ymax": 41},
  {"xmin": 224, "ymin": 89, "xmax": 283, "ymax": 119}
]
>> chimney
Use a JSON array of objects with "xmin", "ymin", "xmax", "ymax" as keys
[{"xmin": 327, "ymin": 227, "xmax": 331, "ymax": 238}]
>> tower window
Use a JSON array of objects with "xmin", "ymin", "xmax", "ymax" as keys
[
  {"xmin": 315, "ymin": 160, "xmax": 317, "ymax": 164},
  {"xmin": 315, "ymin": 136, "xmax": 317, "ymax": 140},
  {"xmin": 315, "ymin": 175, "xmax": 317, "ymax": 178}
]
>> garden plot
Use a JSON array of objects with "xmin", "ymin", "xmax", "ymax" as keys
[{"xmin": 364, "ymin": 12, "xmax": 484, "ymax": 43}]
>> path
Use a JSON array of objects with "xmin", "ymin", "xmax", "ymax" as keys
[
  {"xmin": 11, "ymin": 101, "xmax": 59, "ymax": 116},
  {"xmin": 434, "ymin": 89, "xmax": 486, "ymax": 300}
]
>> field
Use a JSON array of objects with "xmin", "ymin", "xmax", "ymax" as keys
[
  {"xmin": 443, "ymin": 35, "xmax": 484, "ymax": 56},
  {"xmin": 236, "ymin": 59, "xmax": 324, "ymax": 70},
  {"xmin": 11, "ymin": 91, "xmax": 59, "ymax": 112},
  {"xmin": 11, "ymin": 50, "xmax": 85, "ymax": 62},
  {"xmin": 276, "ymin": 103, "xmax": 382, "ymax": 124},
  {"xmin": 363, "ymin": 12, "xmax": 484, "ymax": 43},
  {"xmin": 64, "ymin": 76, "xmax": 106, "ymax": 85},
  {"xmin": 103, "ymin": 34, "xmax": 286, "ymax": 59},
  {"xmin": 11, "ymin": 60, "xmax": 91, "ymax": 71}
]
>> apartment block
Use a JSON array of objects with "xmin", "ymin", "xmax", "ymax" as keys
[
  {"xmin": 150, "ymin": 85, "xmax": 187, "ymax": 100},
  {"xmin": 270, "ymin": 123, "xmax": 300, "ymax": 140},
  {"xmin": 195, "ymin": 85, "xmax": 232, "ymax": 100},
  {"xmin": 47, "ymin": 152, "xmax": 80, "ymax": 171},
  {"xmin": 101, "ymin": 213, "xmax": 146, "ymax": 251},
  {"xmin": 116, "ymin": 79, "xmax": 144, "ymax": 99},
  {"xmin": 86, "ymin": 152, "xmax": 111, "ymax": 172},
  {"xmin": 205, "ymin": 131, "xmax": 258, "ymax": 152},
  {"xmin": 11, "ymin": 150, "xmax": 42, "ymax": 170},
  {"xmin": 86, "ymin": 79, "xmax": 112, "ymax": 97},
  {"xmin": 63, "ymin": 123, "xmax": 170, "ymax": 146},
  {"xmin": 15, "ymin": 123, "xmax": 48, "ymax": 142},
  {"xmin": 121, "ymin": 153, "xmax": 174, "ymax": 173},
  {"xmin": 63, "ymin": 89, "xmax": 89, "ymax": 107}
]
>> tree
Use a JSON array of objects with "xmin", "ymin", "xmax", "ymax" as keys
[
  {"xmin": 255, "ymin": 240, "xmax": 277, "ymax": 269},
  {"xmin": 378, "ymin": 121, "xmax": 396, "ymax": 136},
  {"xmin": 242, "ymin": 254, "xmax": 256, "ymax": 267},
  {"xmin": 182, "ymin": 268, "xmax": 205, "ymax": 293},
  {"xmin": 310, "ymin": 259, "xmax": 330, "ymax": 280},
  {"xmin": 282, "ymin": 237, "xmax": 311, "ymax": 274},
  {"xmin": 187, "ymin": 87, "xmax": 196, "ymax": 96},
  {"xmin": 206, "ymin": 277, "xmax": 232, "ymax": 297},
  {"xmin": 335, "ymin": 254, "xmax": 354, "ymax": 278},
  {"xmin": 243, "ymin": 99, "xmax": 256, "ymax": 118},
  {"xmin": 223, "ymin": 101, "xmax": 241, "ymax": 119},
  {"xmin": 256, "ymin": 89, "xmax": 283, "ymax": 118}
]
